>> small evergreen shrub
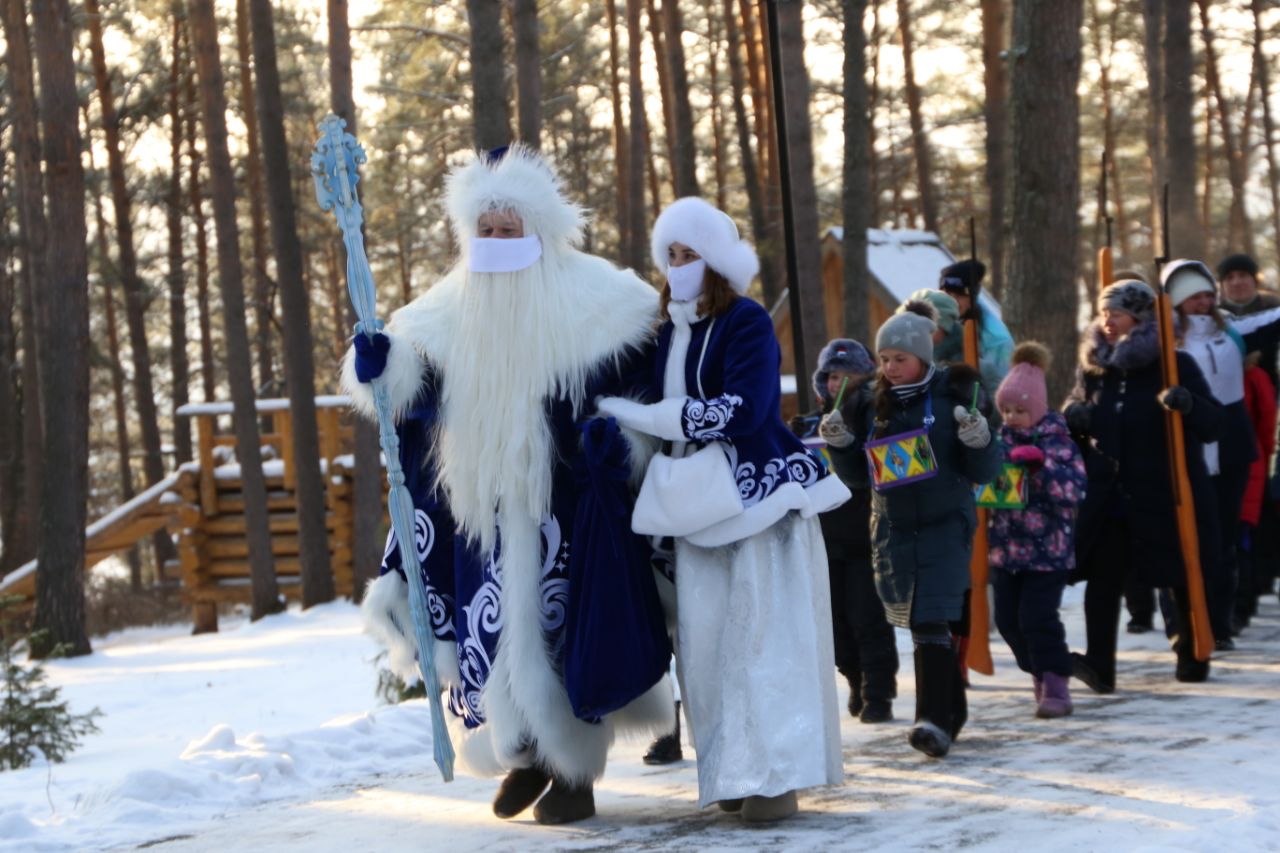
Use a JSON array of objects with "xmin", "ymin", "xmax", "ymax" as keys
[{"xmin": 1, "ymin": 597, "xmax": 103, "ymax": 771}]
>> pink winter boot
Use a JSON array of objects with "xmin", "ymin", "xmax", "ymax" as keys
[{"xmin": 1036, "ymin": 672, "xmax": 1073, "ymax": 719}]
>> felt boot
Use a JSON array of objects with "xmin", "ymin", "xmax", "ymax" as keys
[
  {"xmin": 533, "ymin": 776, "xmax": 596, "ymax": 825},
  {"xmin": 741, "ymin": 790, "xmax": 798, "ymax": 823},
  {"xmin": 908, "ymin": 644, "xmax": 955, "ymax": 758},
  {"xmin": 642, "ymin": 701, "xmax": 683, "ymax": 765},
  {"xmin": 492, "ymin": 764, "xmax": 552, "ymax": 819},
  {"xmin": 1036, "ymin": 672, "xmax": 1073, "ymax": 718}
]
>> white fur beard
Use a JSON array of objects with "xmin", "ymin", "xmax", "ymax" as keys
[{"xmin": 433, "ymin": 251, "xmax": 598, "ymax": 552}]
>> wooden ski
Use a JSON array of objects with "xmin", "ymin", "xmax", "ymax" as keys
[
  {"xmin": 963, "ymin": 218, "xmax": 994, "ymax": 676},
  {"xmin": 1153, "ymin": 186, "xmax": 1214, "ymax": 662}
]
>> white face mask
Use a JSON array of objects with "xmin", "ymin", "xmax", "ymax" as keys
[
  {"xmin": 469, "ymin": 235, "xmax": 542, "ymax": 273},
  {"xmin": 667, "ymin": 259, "xmax": 707, "ymax": 302}
]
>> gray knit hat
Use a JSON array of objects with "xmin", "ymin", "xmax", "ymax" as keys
[
  {"xmin": 875, "ymin": 299, "xmax": 938, "ymax": 364},
  {"xmin": 1098, "ymin": 279, "xmax": 1156, "ymax": 321}
]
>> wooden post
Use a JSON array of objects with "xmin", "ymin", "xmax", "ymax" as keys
[{"xmin": 196, "ymin": 413, "xmax": 219, "ymax": 516}]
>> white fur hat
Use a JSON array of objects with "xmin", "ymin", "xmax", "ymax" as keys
[
  {"xmin": 650, "ymin": 197, "xmax": 759, "ymax": 294},
  {"xmin": 1161, "ymin": 258, "xmax": 1217, "ymax": 308},
  {"xmin": 444, "ymin": 144, "xmax": 584, "ymax": 249}
]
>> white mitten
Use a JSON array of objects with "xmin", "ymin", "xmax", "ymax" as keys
[
  {"xmin": 596, "ymin": 396, "xmax": 687, "ymax": 442},
  {"xmin": 818, "ymin": 409, "xmax": 854, "ymax": 448},
  {"xmin": 953, "ymin": 405, "xmax": 991, "ymax": 449}
]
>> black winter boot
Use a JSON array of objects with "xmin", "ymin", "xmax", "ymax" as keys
[
  {"xmin": 846, "ymin": 676, "xmax": 864, "ymax": 718},
  {"xmin": 908, "ymin": 644, "xmax": 956, "ymax": 759},
  {"xmin": 533, "ymin": 776, "xmax": 596, "ymax": 825},
  {"xmin": 493, "ymin": 764, "xmax": 552, "ymax": 819},
  {"xmin": 643, "ymin": 701, "xmax": 683, "ymax": 764}
]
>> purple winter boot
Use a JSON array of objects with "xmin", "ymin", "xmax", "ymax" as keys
[
  {"xmin": 1036, "ymin": 672, "xmax": 1073, "ymax": 719},
  {"xmin": 1033, "ymin": 675, "xmax": 1043, "ymax": 706}
]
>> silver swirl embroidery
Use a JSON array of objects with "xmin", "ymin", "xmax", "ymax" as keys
[
  {"xmin": 539, "ymin": 516, "xmax": 569, "ymax": 633},
  {"xmin": 682, "ymin": 394, "xmax": 744, "ymax": 440},
  {"xmin": 785, "ymin": 450, "xmax": 822, "ymax": 486}
]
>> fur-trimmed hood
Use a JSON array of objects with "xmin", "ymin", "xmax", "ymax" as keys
[
  {"xmin": 1080, "ymin": 316, "xmax": 1160, "ymax": 375},
  {"xmin": 445, "ymin": 144, "xmax": 584, "ymax": 251},
  {"xmin": 650, "ymin": 197, "xmax": 759, "ymax": 294}
]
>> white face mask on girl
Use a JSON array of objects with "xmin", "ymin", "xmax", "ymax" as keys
[
  {"xmin": 667, "ymin": 258, "xmax": 707, "ymax": 302},
  {"xmin": 468, "ymin": 235, "xmax": 542, "ymax": 273}
]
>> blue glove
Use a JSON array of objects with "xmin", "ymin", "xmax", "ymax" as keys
[{"xmin": 353, "ymin": 332, "xmax": 391, "ymax": 383}]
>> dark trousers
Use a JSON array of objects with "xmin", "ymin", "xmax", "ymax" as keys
[
  {"xmin": 1082, "ymin": 516, "xmax": 1193, "ymax": 683},
  {"xmin": 1123, "ymin": 579, "xmax": 1156, "ymax": 628},
  {"xmin": 992, "ymin": 568, "xmax": 1070, "ymax": 677},
  {"xmin": 822, "ymin": 493, "xmax": 899, "ymax": 702},
  {"xmin": 1209, "ymin": 463, "xmax": 1250, "ymax": 640}
]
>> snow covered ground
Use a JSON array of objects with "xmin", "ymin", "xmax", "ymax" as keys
[{"xmin": 2, "ymin": 587, "xmax": 1278, "ymax": 852}]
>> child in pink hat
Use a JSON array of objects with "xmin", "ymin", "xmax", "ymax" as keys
[{"xmin": 988, "ymin": 343, "xmax": 1087, "ymax": 718}]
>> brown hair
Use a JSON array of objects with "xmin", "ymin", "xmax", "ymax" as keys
[{"xmin": 659, "ymin": 267, "xmax": 738, "ymax": 321}]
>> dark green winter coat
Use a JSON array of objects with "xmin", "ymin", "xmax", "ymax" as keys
[{"xmin": 833, "ymin": 364, "xmax": 1001, "ymax": 628}]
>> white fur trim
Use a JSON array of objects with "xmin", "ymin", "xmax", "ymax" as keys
[
  {"xmin": 445, "ymin": 145, "xmax": 584, "ymax": 252},
  {"xmin": 651, "ymin": 197, "xmax": 759, "ymax": 294},
  {"xmin": 607, "ymin": 675, "xmax": 676, "ymax": 738},
  {"xmin": 479, "ymin": 512, "xmax": 612, "ymax": 785},
  {"xmin": 651, "ymin": 397, "xmax": 688, "ymax": 442},
  {"xmin": 618, "ymin": 425, "xmax": 659, "ymax": 491},
  {"xmin": 339, "ymin": 330, "xmax": 426, "ymax": 423},
  {"xmin": 684, "ymin": 475, "xmax": 851, "ymax": 548},
  {"xmin": 361, "ymin": 572, "xmax": 462, "ymax": 690}
]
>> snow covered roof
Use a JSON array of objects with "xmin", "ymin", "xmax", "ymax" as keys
[
  {"xmin": 826, "ymin": 227, "xmax": 1002, "ymax": 318},
  {"xmin": 176, "ymin": 395, "xmax": 353, "ymax": 417}
]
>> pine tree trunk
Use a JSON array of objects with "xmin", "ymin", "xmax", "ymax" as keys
[
  {"xmin": 466, "ymin": 0, "xmax": 511, "ymax": 150},
  {"xmin": 660, "ymin": 0, "xmax": 699, "ymax": 197},
  {"xmin": 1007, "ymin": 0, "xmax": 1083, "ymax": 402},
  {"xmin": 237, "ymin": 0, "xmax": 275, "ymax": 397},
  {"xmin": 1198, "ymin": 0, "xmax": 1252, "ymax": 256},
  {"xmin": 1254, "ymin": 0, "xmax": 1280, "ymax": 256},
  {"xmin": 0, "ymin": 0, "xmax": 43, "ymax": 574},
  {"xmin": 1165, "ymin": 0, "xmax": 1203, "ymax": 259},
  {"xmin": 328, "ymin": 0, "xmax": 381, "ymax": 603},
  {"xmin": 646, "ymin": 0, "xmax": 677, "ymax": 192},
  {"xmin": 248, "ymin": 0, "xmax": 335, "ymax": 607},
  {"xmin": 897, "ymin": 0, "xmax": 938, "ymax": 233},
  {"xmin": 706, "ymin": 2, "xmax": 727, "ymax": 210},
  {"xmin": 607, "ymin": 0, "xmax": 631, "ymax": 254},
  {"xmin": 980, "ymin": 0, "xmax": 1008, "ymax": 300},
  {"xmin": 1091, "ymin": 0, "xmax": 1131, "ymax": 263},
  {"xmin": 0, "ymin": 157, "xmax": 19, "ymax": 577},
  {"xmin": 94, "ymin": 197, "xmax": 143, "ymax": 592},
  {"xmin": 188, "ymin": 0, "xmax": 280, "ymax": 620},
  {"xmin": 30, "ymin": 0, "xmax": 92, "ymax": 658},
  {"xmin": 843, "ymin": 0, "xmax": 872, "ymax": 346},
  {"xmin": 183, "ymin": 51, "xmax": 217, "ymax": 402},
  {"xmin": 1142, "ymin": 0, "xmax": 1164, "ymax": 265},
  {"xmin": 868, "ymin": 0, "xmax": 883, "ymax": 226},
  {"xmin": 774, "ymin": 0, "xmax": 826, "ymax": 383},
  {"xmin": 167, "ymin": 11, "xmax": 192, "ymax": 466},
  {"xmin": 512, "ymin": 0, "xmax": 541, "ymax": 148},
  {"xmin": 84, "ymin": 0, "xmax": 175, "ymax": 569},
  {"xmin": 625, "ymin": 0, "xmax": 650, "ymax": 274},
  {"xmin": 723, "ymin": 0, "xmax": 774, "ymax": 307},
  {"xmin": 755, "ymin": 3, "xmax": 784, "ymax": 299}
]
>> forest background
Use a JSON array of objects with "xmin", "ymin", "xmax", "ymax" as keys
[{"xmin": 0, "ymin": 0, "xmax": 1276, "ymax": 654}]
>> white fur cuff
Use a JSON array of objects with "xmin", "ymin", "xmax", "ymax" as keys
[{"xmin": 338, "ymin": 330, "xmax": 425, "ymax": 423}]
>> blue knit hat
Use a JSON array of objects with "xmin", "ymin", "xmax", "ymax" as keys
[{"xmin": 813, "ymin": 338, "xmax": 875, "ymax": 401}]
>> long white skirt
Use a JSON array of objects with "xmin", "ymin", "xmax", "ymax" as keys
[{"xmin": 675, "ymin": 511, "xmax": 844, "ymax": 807}]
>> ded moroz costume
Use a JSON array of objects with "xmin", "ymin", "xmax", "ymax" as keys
[{"xmin": 342, "ymin": 146, "xmax": 674, "ymax": 825}]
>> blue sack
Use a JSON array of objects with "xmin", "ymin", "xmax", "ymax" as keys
[{"xmin": 563, "ymin": 417, "xmax": 672, "ymax": 720}]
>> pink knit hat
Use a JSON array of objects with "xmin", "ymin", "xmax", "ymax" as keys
[{"xmin": 995, "ymin": 342, "xmax": 1051, "ymax": 425}]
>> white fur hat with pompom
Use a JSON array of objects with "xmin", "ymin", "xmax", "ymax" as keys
[{"xmin": 650, "ymin": 197, "xmax": 759, "ymax": 294}]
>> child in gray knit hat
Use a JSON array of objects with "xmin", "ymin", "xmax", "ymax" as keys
[{"xmin": 822, "ymin": 298, "xmax": 1002, "ymax": 760}]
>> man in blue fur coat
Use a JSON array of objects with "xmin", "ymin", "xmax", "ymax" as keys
[{"xmin": 341, "ymin": 146, "xmax": 673, "ymax": 825}]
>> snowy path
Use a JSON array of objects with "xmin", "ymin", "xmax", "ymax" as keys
[{"xmin": 3, "ymin": 590, "xmax": 1278, "ymax": 851}]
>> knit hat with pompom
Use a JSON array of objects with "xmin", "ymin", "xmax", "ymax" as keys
[
  {"xmin": 995, "ymin": 341, "xmax": 1051, "ymax": 426},
  {"xmin": 876, "ymin": 299, "xmax": 938, "ymax": 364}
]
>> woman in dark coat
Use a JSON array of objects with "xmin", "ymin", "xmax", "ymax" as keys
[
  {"xmin": 837, "ymin": 300, "xmax": 1001, "ymax": 759},
  {"xmin": 1064, "ymin": 280, "xmax": 1223, "ymax": 690}
]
